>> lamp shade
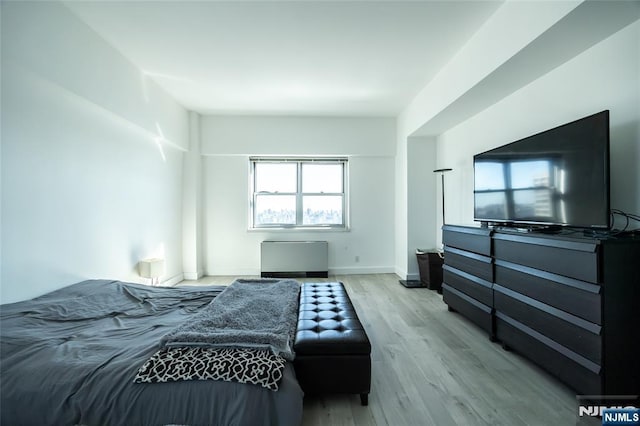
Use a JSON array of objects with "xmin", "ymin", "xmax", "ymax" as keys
[{"xmin": 138, "ymin": 258, "xmax": 164, "ymax": 278}]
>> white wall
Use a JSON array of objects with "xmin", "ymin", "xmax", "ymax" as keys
[
  {"xmin": 201, "ymin": 116, "xmax": 395, "ymax": 157},
  {"xmin": 394, "ymin": 135, "xmax": 438, "ymax": 281},
  {"xmin": 1, "ymin": 2, "xmax": 189, "ymax": 303},
  {"xmin": 397, "ymin": 1, "xmax": 640, "ymax": 264},
  {"xmin": 182, "ymin": 112, "xmax": 204, "ymax": 280},
  {"xmin": 406, "ymin": 137, "xmax": 438, "ymax": 280},
  {"xmin": 436, "ymin": 20, "xmax": 640, "ymax": 246},
  {"xmin": 394, "ymin": 1, "xmax": 585, "ymax": 280},
  {"xmin": 200, "ymin": 116, "xmax": 396, "ymax": 276},
  {"xmin": 402, "ymin": 0, "xmax": 582, "ymax": 137},
  {"xmin": 393, "ymin": 127, "xmax": 409, "ymax": 279}
]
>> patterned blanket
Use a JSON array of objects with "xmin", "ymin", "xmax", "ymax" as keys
[{"xmin": 135, "ymin": 279, "xmax": 301, "ymax": 390}]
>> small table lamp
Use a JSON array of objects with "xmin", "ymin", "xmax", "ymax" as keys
[{"xmin": 139, "ymin": 258, "xmax": 164, "ymax": 286}]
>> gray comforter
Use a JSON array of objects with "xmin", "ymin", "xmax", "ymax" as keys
[{"xmin": 0, "ymin": 280, "xmax": 304, "ymax": 426}]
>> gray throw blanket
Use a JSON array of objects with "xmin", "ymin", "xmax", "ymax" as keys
[{"xmin": 160, "ymin": 279, "xmax": 301, "ymax": 360}]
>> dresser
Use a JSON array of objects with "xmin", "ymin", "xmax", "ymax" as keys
[{"xmin": 442, "ymin": 224, "xmax": 640, "ymax": 397}]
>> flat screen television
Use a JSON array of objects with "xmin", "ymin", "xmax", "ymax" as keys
[{"xmin": 473, "ymin": 110, "xmax": 610, "ymax": 229}]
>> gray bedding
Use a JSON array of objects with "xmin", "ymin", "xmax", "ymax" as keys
[
  {"xmin": 162, "ymin": 279, "xmax": 300, "ymax": 360},
  {"xmin": 0, "ymin": 280, "xmax": 304, "ymax": 426}
]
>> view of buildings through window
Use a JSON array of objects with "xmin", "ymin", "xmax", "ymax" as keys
[{"xmin": 251, "ymin": 159, "xmax": 346, "ymax": 228}]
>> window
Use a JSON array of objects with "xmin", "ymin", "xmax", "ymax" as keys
[{"xmin": 250, "ymin": 158, "xmax": 348, "ymax": 229}]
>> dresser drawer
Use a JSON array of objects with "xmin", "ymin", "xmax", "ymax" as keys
[
  {"xmin": 443, "ymin": 284, "xmax": 493, "ymax": 336},
  {"xmin": 495, "ymin": 260, "xmax": 601, "ymax": 324},
  {"xmin": 494, "ymin": 285, "xmax": 601, "ymax": 363},
  {"xmin": 495, "ymin": 312, "xmax": 602, "ymax": 395},
  {"xmin": 444, "ymin": 246, "xmax": 493, "ymax": 282},
  {"xmin": 443, "ymin": 225, "xmax": 491, "ymax": 256},
  {"xmin": 493, "ymin": 233, "xmax": 599, "ymax": 283},
  {"xmin": 443, "ymin": 265, "xmax": 492, "ymax": 307}
]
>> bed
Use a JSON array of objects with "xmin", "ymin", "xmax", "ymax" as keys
[{"xmin": 0, "ymin": 279, "xmax": 304, "ymax": 426}]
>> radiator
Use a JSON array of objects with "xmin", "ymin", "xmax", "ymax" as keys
[{"xmin": 261, "ymin": 241, "xmax": 328, "ymax": 278}]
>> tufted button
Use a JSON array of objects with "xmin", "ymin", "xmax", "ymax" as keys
[{"xmin": 318, "ymin": 319, "xmax": 339, "ymax": 330}]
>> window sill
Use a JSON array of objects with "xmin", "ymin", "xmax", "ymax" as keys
[{"xmin": 248, "ymin": 226, "xmax": 350, "ymax": 233}]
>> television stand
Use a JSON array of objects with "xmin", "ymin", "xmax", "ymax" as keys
[
  {"xmin": 494, "ymin": 225, "xmax": 532, "ymax": 233},
  {"xmin": 532, "ymin": 225, "xmax": 563, "ymax": 234},
  {"xmin": 494, "ymin": 224, "xmax": 565, "ymax": 234},
  {"xmin": 441, "ymin": 224, "xmax": 640, "ymax": 398}
]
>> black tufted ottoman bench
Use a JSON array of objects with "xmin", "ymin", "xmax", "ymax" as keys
[{"xmin": 293, "ymin": 282, "xmax": 372, "ymax": 405}]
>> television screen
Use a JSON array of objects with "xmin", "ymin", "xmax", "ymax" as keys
[{"xmin": 473, "ymin": 110, "xmax": 610, "ymax": 229}]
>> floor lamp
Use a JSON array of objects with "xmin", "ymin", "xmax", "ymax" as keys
[
  {"xmin": 398, "ymin": 168, "xmax": 453, "ymax": 289},
  {"xmin": 433, "ymin": 168, "xmax": 453, "ymax": 240}
]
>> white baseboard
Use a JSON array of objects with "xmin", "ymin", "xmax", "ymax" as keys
[
  {"xmin": 329, "ymin": 266, "xmax": 395, "ymax": 275},
  {"xmin": 205, "ymin": 268, "xmax": 261, "ymax": 277},
  {"xmin": 182, "ymin": 270, "xmax": 204, "ymax": 281},
  {"xmin": 203, "ymin": 266, "xmax": 396, "ymax": 277},
  {"xmin": 405, "ymin": 272, "xmax": 420, "ymax": 281},
  {"xmin": 394, "ymin": 266, "xmax": 419, "ymax": 282},
  {"xmin": 162, "ymin": 273, "xmax": 184, "ymax": 287}
]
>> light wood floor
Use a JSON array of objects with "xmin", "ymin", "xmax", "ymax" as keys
[{"xmin": 179, "ymin": 274, "xmax": 598, "ymax": 426}]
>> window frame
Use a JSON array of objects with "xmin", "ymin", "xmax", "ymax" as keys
[{"xmin": 249, "ymin": 157, "xmax": 349, "ymax": 231}]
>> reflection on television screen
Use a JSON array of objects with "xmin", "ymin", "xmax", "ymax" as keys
[{"xmin": 473, "ymin": 111, "xmax": 609, "ymax": 229}]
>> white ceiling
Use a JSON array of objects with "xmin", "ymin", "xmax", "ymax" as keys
[{"xmin": 65, "ymin": 1, "xmax": 502, "ymax": 117}]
